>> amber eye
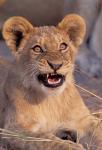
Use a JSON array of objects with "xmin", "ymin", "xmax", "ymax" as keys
[
  {"xmin": 60, "ymin": 43, "xmax": 68, "ymax": 52},
  {"xmin": 32, "ymin": 45, "xmax": 44, "ymax": 53}
]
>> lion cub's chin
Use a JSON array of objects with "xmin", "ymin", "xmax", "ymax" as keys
[{"xmin": 40, "ymin": 82, "xmax": 66, "ymax": 96}]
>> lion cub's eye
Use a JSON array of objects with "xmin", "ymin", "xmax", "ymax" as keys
[
  {"xmin": 32, "ymin": 45, "xmax": 44, "ymax": 53},
  {"xmin": 60, "ymin": 43, "xmax": 68, "ymax": 52}
]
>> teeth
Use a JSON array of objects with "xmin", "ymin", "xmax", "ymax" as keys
[
  {"xmin": 47, "ymin": 74, "xmax": 49, "ymax": 78},
  {"xmin": 47, "ymin": 73, "xmax": 55, "ymax": 77}
]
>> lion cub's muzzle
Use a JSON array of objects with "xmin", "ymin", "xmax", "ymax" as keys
[{"xmin": 38, "ymin": 60, "xmax": 65, "ymax": 88}]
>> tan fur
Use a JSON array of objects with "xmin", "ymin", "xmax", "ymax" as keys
[
  {"xmin": 0, "ymin": 0, "xmax": 102, "ymax": 77},
  {"xmin": 0, "ymin": 14, "xmax": 102, "ymax": 150}
]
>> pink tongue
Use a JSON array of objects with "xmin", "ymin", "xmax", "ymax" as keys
[{"xmin": 48, "ymin": 78, "xmax": 60, "ymax": 84}]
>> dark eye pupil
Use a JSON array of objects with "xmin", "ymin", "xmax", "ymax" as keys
[
  {"xmin": 32, "ymin": 45, "xmax": 43, "ymax": 53},
  {"xmin": 60, "ymin": 43, "xmax": 67, "ymax": 50}
]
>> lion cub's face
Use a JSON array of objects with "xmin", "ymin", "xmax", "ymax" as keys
[{"xmin": 3, "ymin": 14, "xmax": 86, "ymax": 95}]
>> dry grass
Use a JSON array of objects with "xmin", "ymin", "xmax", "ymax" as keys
[
  {"xmin": 0, "ymin": 128, "xmax": 53, "ymax": 142},
  {"xmin": 75, "ymin": 84, "xmax": 102, "ymax": 101}
]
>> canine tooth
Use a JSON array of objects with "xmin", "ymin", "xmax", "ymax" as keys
[{"xmin": 47, "ymin": 74, "xmax": 49, "ymax": 78}]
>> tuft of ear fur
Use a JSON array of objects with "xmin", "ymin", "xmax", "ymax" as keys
[
  {"xmin": 58, "ymin": 14, "xmax": 86, "ymax": 47},
  {"xmin": 2, "ymin": 16, "xmax": 33, "ymax": 53}
]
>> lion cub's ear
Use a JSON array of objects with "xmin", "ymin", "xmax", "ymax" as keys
[
  {"xmin": 58, "ymin": 14, "xmax": 86, "ymax": 47},
  {"xmin": 2, "ymin": 16, "xmax": 33, "ymax": 53}
]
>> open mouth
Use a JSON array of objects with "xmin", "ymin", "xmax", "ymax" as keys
[{"xmin": 38, "ymin": 73, "xmax": 65, "ymax": 88}]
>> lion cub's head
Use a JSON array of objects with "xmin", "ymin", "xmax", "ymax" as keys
[{"xmin": 3, "ymin": 14, "xmax": 86, "ymax": 96}]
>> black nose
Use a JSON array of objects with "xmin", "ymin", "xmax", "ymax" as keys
[{"xmin": 47, "ymin": 60, "xmax": 62, "ymax": 71}]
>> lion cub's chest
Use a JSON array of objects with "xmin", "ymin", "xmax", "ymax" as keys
[{"xmin": 14, "ymin": 95, "xmax": 74, "ymax": 133}]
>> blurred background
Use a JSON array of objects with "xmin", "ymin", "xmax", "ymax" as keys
[
  {"xmin": 0, "ymin": 0, "xmax": 102, "ymax": 114},
  {"xmin": 0, "ymin": 0, "xmax": 102, "ymax": 78}
]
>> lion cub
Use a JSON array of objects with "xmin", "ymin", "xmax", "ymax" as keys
[{"xmin": 0, "ymin": 14, "xmax": 101, "ymax": 149}]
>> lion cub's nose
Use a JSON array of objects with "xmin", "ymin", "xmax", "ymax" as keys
[{"xmin": 47, "ymin": 60, "xmax": 62, "ymax": 71}]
